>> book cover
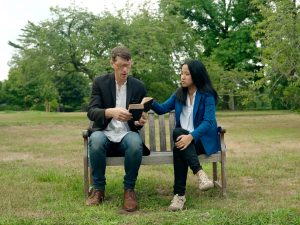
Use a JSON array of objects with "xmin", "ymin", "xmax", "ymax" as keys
[
  {"xmin": 128, "ymin": 104, "xmax": 144, "ymax": 121},
  {"xmin": 128, "ymin": 97, "xmax": 153, "ymax": 121}
]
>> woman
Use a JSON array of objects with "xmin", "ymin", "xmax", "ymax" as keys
[{"xmin": 151, "ymin": 59, "xmax": 220, "ymax": 211}]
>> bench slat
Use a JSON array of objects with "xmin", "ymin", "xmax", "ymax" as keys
[
  {"xmin": 148, "ymin": 112, "xmax": 156, "ymax": 151},
  {"xmin": 159, "ymin": 115, "xmax": 167, "ymax": 151},
  {"xmin": 169, "ymin": 111, "xmax": 175, "ymax": 150},
  {"xmin": 139, "ymin": 126, "xmax": 145, "ymax": 143}
]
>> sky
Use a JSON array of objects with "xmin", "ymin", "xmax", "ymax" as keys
[{"xmin": 0, "ymin": 0, "xmax": 157, "ymax": 81}]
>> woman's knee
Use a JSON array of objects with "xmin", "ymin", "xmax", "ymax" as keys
[{"xmin": 173, "ymin": 128, "xmax": 189, "ymax": 141}]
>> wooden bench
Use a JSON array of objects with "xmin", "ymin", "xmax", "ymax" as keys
[{"xmin": 82, "ymin": 110, "xmax": 227, "ymax": 197}]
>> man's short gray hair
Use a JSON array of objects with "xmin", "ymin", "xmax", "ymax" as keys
[{"xmin": 111, "ymin": 46, "xmax": 131, "ymax": 62}]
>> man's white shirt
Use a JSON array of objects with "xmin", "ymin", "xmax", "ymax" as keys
[{"xmin": 103, "ymin": 81, "xmax": 131, "ymax": 142}]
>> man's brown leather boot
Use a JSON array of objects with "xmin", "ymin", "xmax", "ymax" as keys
[
  {"xmin": 123, "ymin": 189, "xmax": 138, "ymax": 212},
  {"xmin": 86, "ymin": 189, "xmax": 105, "ymax": 206}
]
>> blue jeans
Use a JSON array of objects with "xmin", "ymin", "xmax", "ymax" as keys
[{"xmin": 88, "ymin": 131, "xmax": 143, "ymax": 190}]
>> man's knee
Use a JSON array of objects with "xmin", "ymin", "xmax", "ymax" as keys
[
  {"xmin": 124, "ymin": 133, "xmax": 143, "ymax": 156},
  {"xmin": 89, "ymin": 131, "xmax": 107, "ymax": 153}
]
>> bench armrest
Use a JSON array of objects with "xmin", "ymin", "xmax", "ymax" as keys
[
  {"xmin": 218, "ymin": 126, "xmax": 226, "ymax": 152},
  {"xmin": 82, "ymin": 130, "xmax": 89, "ymax": 139},
  {"xmin": 218, "ymin": 126, "xmax": 226, "ymax": 134}
]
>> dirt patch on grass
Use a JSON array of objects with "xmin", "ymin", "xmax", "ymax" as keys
[
  {"xmin": 241, "ymin": 176, "xmax": 257, "ymax": 187},
  {"xmin": 1, "ymin": 152, "xmax": 33, "ymax": 162},
  {"xmin": 18, "ymin": 210, "xmax": 53, "ymax": 219},
  {"xmin": 0, "ymin": 150, "xmax": 81, "ymax": 170}
]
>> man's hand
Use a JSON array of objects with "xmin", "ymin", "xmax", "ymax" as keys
[
  {"xmin": 134, "ymin": 112, "xmax": 147, "ymax": 126},
  {"xmin": 175, "ymin": 134, "xmax": 193, "ymax": 150},
  {"xmin": 105, "ymin": 108, "xmax": 132, "ymax": 122}
]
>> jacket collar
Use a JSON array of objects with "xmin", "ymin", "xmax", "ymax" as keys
[
  {"xmin": 109, "ymin": 74, "xmax": 116, "ymax": 105},
  {"xmin": 126, "ymin": 77, "xmax": 133, "ymax": 107},
  {"xmin": 193, "ymin": 91, "xmax": 202, "ymax": 119}
]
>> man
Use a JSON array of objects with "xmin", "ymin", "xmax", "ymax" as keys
[{"xmin": 86, "ymin": 46, "xmax": 150, "ymax": 212}]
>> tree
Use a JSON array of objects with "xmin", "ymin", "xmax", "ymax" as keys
[
  {"xmin": 122, "ymin": 7, "xmax": 198, "ymax": 101},
  {"xmin": 54, "ymin": 72, "xmax": 89, "ymax": 111},
  {"xmin": 253, "ymin": 0, "xmax": 300, "ymax": 109},
  {"xmin": 5, "ymin": 3, "xmax": 268, "ymax": 110},
  {"xmin": 5, "ymin": 49, "xmax": 58, "ymax": 111},
  {"xmin": 0, "ymin": 81, "xmax": 7, "ymax": 110},
  {"xmin": 159, "ymin": 0, "xmax": 264, "ymax": 110},
  {"xmin": 160, "ymin": 0, "xmax": 262, "ymax": 71},
  {"xmin": 7, "ymin": 7, "xmax": 102, "ymax": 111}
]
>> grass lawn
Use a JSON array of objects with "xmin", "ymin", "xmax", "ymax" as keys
[{"xmin": 0, "ymin": 110, "xmax": 299, "ymax": 225}]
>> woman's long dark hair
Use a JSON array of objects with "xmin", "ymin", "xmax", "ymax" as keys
[{"xmin": 176, "ymin": 59, "xmax": 218, "ymax": 105}]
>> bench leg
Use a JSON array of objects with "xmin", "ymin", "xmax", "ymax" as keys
[
  {"xmin": 221, "ymin": 150, "xmax": 227, "ymax": 197},
  {"xmin": 213, "ymin": 162, "xmax": 217, "ymax": 182},
  {"xmin": 83, "ymin": 155, "xmax": 89, "ymax": 197},
  {"xmin": 83, "ymin": 137, "xmax": 89, "ymax": 198},
  {"xmin": 89, "ymin": 168, "xmax": 92, "ymax": 191}
]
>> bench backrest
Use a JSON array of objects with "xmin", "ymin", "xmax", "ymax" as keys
[
  {"xmin": 87, "ymin": 110, "xmax": 224, "ymax": 153},
  {"xmin": 87, "ymin": 110, "xmax": 175, "ymax": 152},
  {"xmin": 139, "ymin": 110, "xmax": 175, "ymax": 152},
  {"xmin": 138, "ymin": 111, "xmax": 225, "ymax": 153}
]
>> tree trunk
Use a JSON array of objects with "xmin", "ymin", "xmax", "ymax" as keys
[
  {"xmin": 229, "ymin": 94, "xmax": 235, "ymax": 110},
  {"xmin": 45, "ymin": 101, "xmax": 50, "ymax": 112}
]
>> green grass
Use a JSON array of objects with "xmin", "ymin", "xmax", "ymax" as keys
[{"xmin": 0, "ymin": 111, "xmax": 299, "ymax": 225}]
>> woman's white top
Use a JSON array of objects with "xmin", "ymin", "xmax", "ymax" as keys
[{"xmin": 180, "ymin": 91, "xmax": 196, "ymax": 132}]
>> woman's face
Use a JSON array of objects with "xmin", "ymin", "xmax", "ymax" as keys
[{"xmin": 180, "ymin": 64, "xmax": 194, "ymax": 88}]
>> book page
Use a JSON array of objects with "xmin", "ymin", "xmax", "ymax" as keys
[{"xmin": 141, "ymin": 97, "xmax": 153, "ymax": 105}]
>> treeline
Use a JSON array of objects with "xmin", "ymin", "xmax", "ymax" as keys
[{"xmin": 0, "ymin": 0, "xmax": 299, "ymax": 112}]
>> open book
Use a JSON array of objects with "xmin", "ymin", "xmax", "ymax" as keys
[{"xmin": 128, "ymin": 97, "xmax": 153, "ymax": 121}]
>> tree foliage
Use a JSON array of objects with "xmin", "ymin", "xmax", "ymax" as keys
[
  {"xmin": 160, "ymin": 0, "xmax": 262, "ymax": 71},
  {"xmin": 123, "ymin": 8, "xmax": 198, "ymax": 101},
  {"xmin": 253, "ymin": 0, "xmax": 300, "ymax": 109},
  {"xmin": 4, "ymin": 5, "xmax": 198, "ymax": 109},
  {"xmin": 159, "ymin": 0, "xmax": 265, "ymax": 110},
  {"xmin": 1, "ymin": 1, "xmax": 299, "ymax": 111}
]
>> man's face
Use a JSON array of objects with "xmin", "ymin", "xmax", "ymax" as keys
[{"xmin": 112, "ymin": 56, "xmax": 132, "ymax": 84}]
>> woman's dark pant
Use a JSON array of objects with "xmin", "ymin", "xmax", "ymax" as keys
[{"xmin": 172, "ymin": 128, "xmax": 205, "ymax": 196}]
